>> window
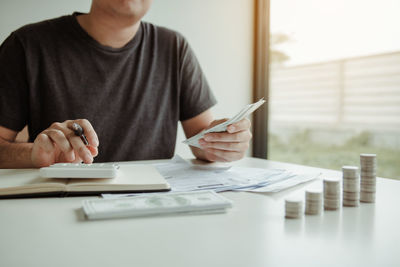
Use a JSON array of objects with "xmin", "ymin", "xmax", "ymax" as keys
[{"xmin": 267, "ymin": 0, "xmax": 400, "ymax": 179}]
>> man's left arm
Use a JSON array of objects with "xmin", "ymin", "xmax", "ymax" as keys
[{"xmin": 181, "ymin": 109, "xmax": 252, "ymax": 162}]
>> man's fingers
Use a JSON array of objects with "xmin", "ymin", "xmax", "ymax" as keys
[
  {"xmin": 203, "ymin": 151, "xmax": 228, "ymax": 162},
  {"xmin": 227, "ymin": 118, "xmax": 251, "ymax": 133},
  {"xmin": 50, "ymin": 120, "xmax": 98, "ymax": 162},
  {"xmin": 32, "ymin": 119, "xmax": 98, "ymax": 166},
  {"xmin": 69, "ymin": 119, "xmax": 99, "ymax": 147},
  {"xmin": 204, "ymin": 147, "xmax": 244, "ymax": 162},
  {"xmin": 35, "ymin": 133, "xmax": 56, "ymax": 153},
  {"xmin": 200, "ymin": 118, "xmax": 252, "ymax": 162},
  {"xmin": 67, "ymin": 134, "xmax": 94, "ymax": 164},
  {"xmin": 87, "ymin": 145, "xmax": 98, "ymax": 157},
  {"xmin": 203, "ymin": 130, "xmax": 252, "ymax": 143},
  {"xmin": 199, "ymin": 139, "xmax": 249, "ymax": 152},
  {"xmin": 206, "ymin": 118, "xmax": 229, "ymax": 130},
  {"xmin": 55, "ymin": 119, "xmax": 97, "ymax": 163},
  {"xmin": 41, "ymin": 129, "xmax": 75, "ymax": 161},
  {"xmin": 48, "ymin": 125, "xmax": 93, "ymax": 164}
]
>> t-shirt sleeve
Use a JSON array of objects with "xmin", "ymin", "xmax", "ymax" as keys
[
  {"xmin": 178, "ymin": 36, "xmax": 217, "ymax": 121},
  {"xmin": 0, "ymin": 32, "xmax": 29, "ymax": 131}
]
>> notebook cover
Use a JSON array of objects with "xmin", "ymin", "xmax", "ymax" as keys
[{"xmin": 0, "ymin": 188, "xmax": 171, "ymax": 199}]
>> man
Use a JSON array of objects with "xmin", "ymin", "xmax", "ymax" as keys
[{"xmin": 0, "ymin": 0, "xmax": 252, "ymax": 168}]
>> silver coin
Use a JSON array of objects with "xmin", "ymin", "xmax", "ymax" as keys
[
  {"xmin": 343, "ymin": 192, "xmax": 360, "ymax": 200},
  {"xmin": 343, "ymin": 186, "xmax": 360, "ymax": 192},
  {"xmin": 343, "ymin": 199, "xmax": 360, "ymax": 207},
  {"xmin": 342, "ymin": 166, "xmax": 358, "ymax": 176},
  {"xmin": 360, "ymin": 180, "xmax": 376, "ymax": 186},
  {"xmin": 360, "ymin": 191, "xmax": 376, "ymax": 203},
  {"xmin": 324, "ymin": 198, "xmax": 340, "ymax": 206},
  {"xmin": 361, "ymin": 185, "xmax": 376, "ymax": 192},
  {"xmin": 324, "ymin": 205, "xmax": 340, "ymax": 210},
  {"xmin": 306, "ymin": 195, "xmax": 322, "ymax": 199}
]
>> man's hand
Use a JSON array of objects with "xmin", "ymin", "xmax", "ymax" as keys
[
  {"xmin": 198, "ymin": 118, "xmax": 252, "ymax": 162},
  {"xmin": 31, "ymin": 119, "xmax": 99, "ymax": 167}
]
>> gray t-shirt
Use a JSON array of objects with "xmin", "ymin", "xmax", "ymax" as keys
[{"xmin": 0, "ymin": 13, "xmax": 216, "ymax": 162}]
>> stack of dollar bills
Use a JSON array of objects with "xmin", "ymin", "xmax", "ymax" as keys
[
  {"xmin": 82, "ymin": 191, "xmax": 232, "ymax": 220},
  {"xmin": 183, "ymin": 98, "xmax": 266, "ymax": 148}
]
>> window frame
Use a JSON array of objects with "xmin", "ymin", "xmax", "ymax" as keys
[{"xmin": 252, "ymin": 0, "xmax": 270, "ymax": 158}]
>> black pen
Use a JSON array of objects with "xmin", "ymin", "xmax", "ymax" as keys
[{"xmin": 72, "ymin": 122, "xmax": 89, "ymax": 145}]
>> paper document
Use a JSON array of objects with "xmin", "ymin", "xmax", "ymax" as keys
[
  {"xmin": 183, "ymin": 98, "xmax": 266, "ymax": 148},
  {"xmin": 102, "ymin": 156, "xmax": 319, "ymax": 199}
]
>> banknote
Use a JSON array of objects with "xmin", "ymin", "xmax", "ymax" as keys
[
  {"xmin": 183, "ymin": 98, "xmax": 266, "ymax": 148},
  {"xmin": 83, "ymin": 190, "xmax": 233, "ymax": 220}
]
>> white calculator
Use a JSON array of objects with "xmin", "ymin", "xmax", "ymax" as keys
[{"xmin": 40, "ymin": 163, "xmax": 119, "ymax": 179}]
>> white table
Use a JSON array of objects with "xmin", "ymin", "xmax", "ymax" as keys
[{"xmin": 0, "ymin": 157, "xmax": 399, "ymax": 267}]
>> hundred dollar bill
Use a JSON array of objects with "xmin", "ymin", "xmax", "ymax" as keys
[
  {"xmin": 183, "ymin": 98, "xmax": 266, "ymax": 148},
  {"xmin": 83, "ymin": 191, "xmax": 233, "ymax": 220}
]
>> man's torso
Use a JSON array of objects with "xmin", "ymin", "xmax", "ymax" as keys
[{"xmin": 0, "ymin": 14, "xmax": 215, "ymax": 162}]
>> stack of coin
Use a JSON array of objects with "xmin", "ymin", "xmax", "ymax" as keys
[
  {"xmin": 360, "ymin": 154, "xmax": 377, "ymax": 203},
  {"xmin": 305, "ymin": 190, "xmax": 323, "ymax": 215},
  {"xmin": 285, "ymin": 198, "xmax": 303, "ymax": 218},
  {"xmin": 323, "ymin": 178, "xmax": 341, "ymax": 210},
  {"xmin": 342, "ymin": 166, "xmax": 360, "ymax": 207}
]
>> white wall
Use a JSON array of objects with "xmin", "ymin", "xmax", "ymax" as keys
[
  {"xmin": 0, "ymin": 0, "xmax": 91, "ymax": 41},
  {"xmin": 0, "ymin": 0, "xmax": 254, "ymax": 158}
]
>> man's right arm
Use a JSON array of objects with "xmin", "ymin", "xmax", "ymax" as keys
[
  {"xmin": 0, "ymin": 120, "xmax": 99, "ymax": 169},
  {"xmin": 0, "ymin": 126, "xmax": 34, "ymax": 168}
]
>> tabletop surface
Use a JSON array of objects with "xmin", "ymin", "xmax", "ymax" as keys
[{"xmin": 0, "ymin": 157, "xmax": 399, "ymax": 267}]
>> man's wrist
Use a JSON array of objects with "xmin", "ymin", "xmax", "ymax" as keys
[{"xmin": 0, "ymin": 140, "xmax": 35, "ymax": 168}]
